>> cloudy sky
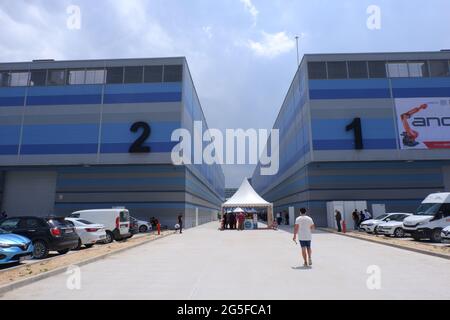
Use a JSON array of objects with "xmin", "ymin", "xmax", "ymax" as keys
[{"xmin": 1, "ymin": 0, "xmax": 449, "ymax": 187}]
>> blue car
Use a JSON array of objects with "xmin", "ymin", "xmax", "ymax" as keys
[{"xmin": 0, "ymin": 228, "xmax": 34, "ymax": 265}]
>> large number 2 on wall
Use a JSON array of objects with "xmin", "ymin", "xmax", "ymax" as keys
[
  {"xmin": 129, "ymin": 122, "xmax": 151, "ymax": 153},
  {"xmin": 346, "ymin": 117, "xmax": 364, "ymax": 150}
]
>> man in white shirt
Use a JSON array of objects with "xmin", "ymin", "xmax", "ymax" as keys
[{"xmin": 293, "ymin": 208, "xmax": 315, "ymax": 267}]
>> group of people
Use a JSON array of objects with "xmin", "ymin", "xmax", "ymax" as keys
[
  {"xmin": 221, "ymin": 211, "xmax": 246, "ymax": 231},
  {"xmin": 334, "ymin": 208, "xmax": 372, "ymax": 232},
  {"xmin": 149, "ymin": 214, "xmax": 183, "ymax": 234},
  {"xmin": 275, "ymin": 211, "xmax": 290, "ymax": 226}
]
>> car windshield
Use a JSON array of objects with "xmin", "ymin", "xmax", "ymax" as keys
[
  {"xmin": 47, "ymin": 218, "xmax": 71, "ymax": 227},
  {"xmin": 120, "ymin": 211, "xmax": 129, "ymax": 222},
  {"xmin": 414, "ymin": 203, "xmax": 441, "ymax": 216},
  {"xmin": 375, "ymin": 214, "xmax": 388, "ymax": 220},
  {"xmin": 0, "ymin": 228, "xmax": 9, "ymax": 234},
  {"xmin": 77, "ymin": 219, "xmax": 94, "ymax": 225}
]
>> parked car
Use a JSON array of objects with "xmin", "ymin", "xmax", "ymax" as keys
[
  {"xmin": 441, "ymin": 226, "xmax": 450, "ymax": 242},
  {"xmin": 70, "ymin": 209, "xmax": 132, "ymax": 244},
  {"xmin": 131, "ymin": 217, "xmax": 152, "ymax": 233},
  {"xmin": 0, "ymin": 228, "xmax": 34, "ymax": 265},
  {"xmin": 65, "ymin": 218, "xmax": 107, "ymax": 249},
  {"xmin": 0, "ymin": 216, "xmax": 79, "ymax": 259},
  {"xmin": 403, "ymin": 193, "xmax": 450, "ymax": 242},
  {"xmin": 129, "ymin": 217, "xmax": 139, "ymax": 235},
  {"xmin": 376, "ymin": 213, "xmax": 412, "ymax": 238},
  {"xmin": 359, "ymin": 213, "xmax": 408, "ymax": 234}
]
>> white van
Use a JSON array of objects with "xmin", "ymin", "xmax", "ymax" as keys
[
  {"xmin": 402, "ymin": 193, "xmax": 450, "ymax": 242},
  {"xmin": 70, "ymin": 209, "xmax": 132, "ymax": 243}
]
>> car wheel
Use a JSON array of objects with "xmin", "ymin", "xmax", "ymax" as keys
[
  {"xmin": 74, "ymin": 239, "xmax": 82, "ymax": 250},
  {"xmin": 57, "ymin": 249, "xmax": 70, "ymax": 255},
  {"xmin": 430, "ymin": 229, "xmax": 442, "ymax": 243},
  {"xmin": 394, "ymin": 228, "xmax": 404, "ymax": 238},
  {"xmin": 84, "ymin": 244, "xmax": 94, "ymax": 249},
  {"xmin": 139, "ymin": 225, "xmax": 148, "ymax": 233},
  {"xmin": 104, "ymin": 231, "xmax": 114, "ymax": 244},
  {"xmin": 32, "ymin": 240, "xmax": 49, "ymax": 259}
]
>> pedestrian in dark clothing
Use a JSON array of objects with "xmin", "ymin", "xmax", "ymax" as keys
[
  {"xmin": 359, "ymin": 211, "xmax": 365, "ymax": 224},
  {"xmin": 230, "ymin": 213, "xmax": 236, "ymax": 230},
  {"xmin": 352, "ymin": 210, "xmax": 359, "ymax": 230},
  {"xmin": 285, "ymin": 212, "xmax": 289, "ymax": 225},
  {"xmin": 335, "ymin": 210, "xmax": 342, "ymax": 232},
  {"xmin": 223, "ymin": 212, "xmax": 228, "ymax": 230},
  {"xmin": 177, "ymin": 214, "xmax": 183, "ymax": 234}
]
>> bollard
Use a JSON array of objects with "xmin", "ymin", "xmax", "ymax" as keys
[
  {"xmin": 342, "ymin": 220, "xmax": 346, "ymax": 234},
  {"xmin": 157, "ymin": 223, "xmax": 161, "ymax": 235}
]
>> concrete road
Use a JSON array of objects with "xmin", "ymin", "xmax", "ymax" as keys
[{"xmin": 1, "ymin": 222, "xmax": 449, "ymax": 300}]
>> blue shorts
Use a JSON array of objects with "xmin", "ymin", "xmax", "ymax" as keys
[{"xmin": 299, "ymin": 240, "xmax": 311, "ymax": 248}]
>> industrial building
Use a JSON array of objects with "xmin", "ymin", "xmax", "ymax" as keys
[
  {"xmin": 0, "ymin": 57, "xmax": 224, "ymax": 228},
  {"xmin": 252, "ymin": 51, "xmax": 450, "ymax": 227}
]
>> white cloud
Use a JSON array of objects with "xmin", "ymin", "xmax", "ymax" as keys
[
  {"xmin": 240, "ymin": 0, "xmax": 258, "ymax": 25},
  {"xmin": 247, "ymin": 31, "xmax": 295, "ymax": 58}
]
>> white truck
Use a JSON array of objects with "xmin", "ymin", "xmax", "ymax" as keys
[
  {"xmin": 70, "ymin": 209, "xmax": 132, "ymax": 243},
  {"xmin": 402, "ymin": 193, "xmax": 450, "ymax": 242}
]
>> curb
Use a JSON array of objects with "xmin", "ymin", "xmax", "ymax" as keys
[
  {"xmin": 0, "ymin": 231, "xmax": 175, "ymax": 296},
  {"xmin": 319, "ymin": 228, "xmax": 450, "ymax": 260}
]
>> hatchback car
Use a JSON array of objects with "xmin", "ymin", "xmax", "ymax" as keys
[
  {"xmin": 441, "ymin": 226, "xmax": 450, "ymax": 242},
  {"xmin": 376, "ymin": 213, "xmax": 412, "ymax": 238},
  {"xmin": 0, "ymin": 216, "xmax": 79, "ymax": 259},
  {"xmin": 0, "ymin": 228, "xmax": 34, "ymax": 265}
]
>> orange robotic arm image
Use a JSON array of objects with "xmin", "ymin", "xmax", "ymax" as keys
[{"xmin": 400, "ymin": 104, "xmax": 428, "ymax": 147}]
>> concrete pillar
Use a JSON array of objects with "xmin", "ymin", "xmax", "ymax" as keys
[
  {"xmin": 289, "ymin": 206, "xmax": 295, "ymax": 226},
  {"xmin": 267, "ymin": 205, "xmax": 274, "ymax": 227},
  {"xmin": 195, "ymin": 207, "xmax": 199, "ymax": 227}
]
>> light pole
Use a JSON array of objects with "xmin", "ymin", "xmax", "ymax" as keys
[{"xmin": 295, "ymin": 35, "xmax": 300, "ymax": 66}]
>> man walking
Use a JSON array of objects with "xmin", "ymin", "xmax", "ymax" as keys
[
  {"xmin": 335, "ymin": 209, "xmax": 342, "ymax": 232},
  {"xmin": 177, "ymin": 214, "xmax": 183, "ymax": 234},
  {"xmin": 293, "ymin": 208, "xmax": 315, "ymax": 267}
]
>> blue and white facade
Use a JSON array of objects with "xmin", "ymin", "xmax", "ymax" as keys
[
  {"xmin": 252, "ymin": 51, "xmax": 450, "ymax": 226},
  {"xmin": 0, "ymin": 57, "xmax": 224, "ymax": 228}
]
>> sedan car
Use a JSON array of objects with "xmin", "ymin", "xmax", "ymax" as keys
[
  {"xmin": 130, "ymin": 216, "xmax": 152, "ymax": 233},
  {"xmin": 441, "ymin": 226, "xmax": 450, "ymax": 242},
  {"xmin": 65, "ymin": 218, "xmax": 107, "ymax": 249},
  {"xmin": 0, "ymin": 228, "xmax": 34, "ymax": 265},
  {"xmin": 376, "ymin": 213, "xmax": 412, "ymax": 238},
  {"xmin": 359, "ymin": 213, "xmax": 412, "ymax": 234}
]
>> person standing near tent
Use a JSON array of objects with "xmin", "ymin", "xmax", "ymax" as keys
[
  {"xmin": 293, "ymin": 208, "xmax": 315, "ymax": 267},
  {"xmin": 276, "ymin": 212, "xmax": 282, "ymax": 226},
  {"xmin": 237, "ymin": 211, "xmax": 245, "ymax": 230}
]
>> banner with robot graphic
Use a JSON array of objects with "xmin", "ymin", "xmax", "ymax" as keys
[{"xmin": 395, "ymin": 97, "xmax": 450, "ymax": 149}]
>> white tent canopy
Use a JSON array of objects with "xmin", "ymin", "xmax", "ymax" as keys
[
  {"xmin": 222, "ymin": 178, "xmax": 271, "ymax": 208},
  {"xmin": 221, "ymin": 178, "xmax": 274, "ymax": 227}
]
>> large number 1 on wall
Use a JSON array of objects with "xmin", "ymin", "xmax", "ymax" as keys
[
  {"xmin": 346, "ymin": 117, "xmax": 364, "ymax": 150},
  {"xmin": 129, "ymin": 122, "xmax": 151, "ymax": 153}
]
